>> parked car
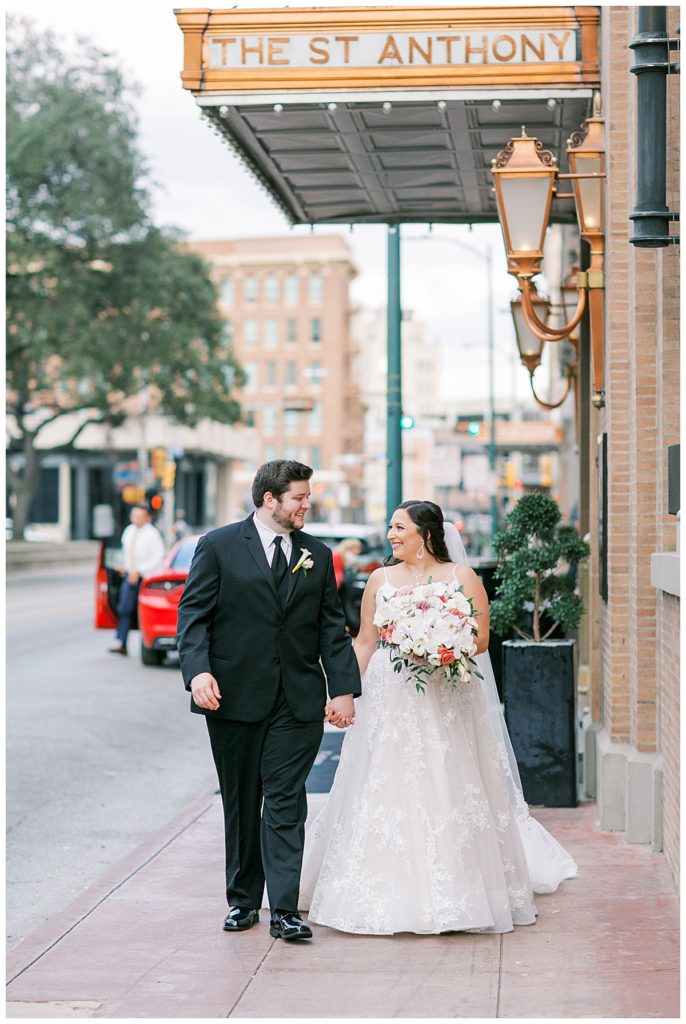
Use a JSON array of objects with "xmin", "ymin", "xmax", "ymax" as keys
[
  {"xmin": 95, "ymin": 533, "xmax": 201, "ymax": 666},
  {"xmin": 302, "ymin": 523, "xmax": 386, "ymax": 635}
]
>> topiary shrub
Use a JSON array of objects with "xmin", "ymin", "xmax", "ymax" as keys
[{"xmin": 490, "ymin": 492, "xmax": 590, "ymax": 642}]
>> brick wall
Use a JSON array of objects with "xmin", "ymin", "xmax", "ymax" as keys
[{"xmin": 599, "ymin": 5, "xmax": 680, "ymax": 889}]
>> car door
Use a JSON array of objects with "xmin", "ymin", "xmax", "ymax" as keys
[{"xmin": 94, "ymin": 535, "xmax": 139, "ymax": 631}]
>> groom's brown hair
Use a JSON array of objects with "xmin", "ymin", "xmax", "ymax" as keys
[{"xmin": 252, "ymin": 459, "xmax": 313, "ymax": 507}]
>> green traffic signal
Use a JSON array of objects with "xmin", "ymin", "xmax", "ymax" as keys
[
  {"xmin": 467, "ymin": 421, "xmax": 481, "ymax": 436},
  {"xmin": 400, "ymin": 414, "xmax": 415, "ymax": 430}
]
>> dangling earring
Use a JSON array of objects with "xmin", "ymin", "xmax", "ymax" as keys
[{"xmin": 417, "ymin": 539, "xmax": 425, "ymax": 560}]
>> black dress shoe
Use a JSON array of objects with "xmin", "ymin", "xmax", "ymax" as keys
[
  {"xmin": 269, "ymin": 911, "xmax": 313, "ymax": 941},
  {"xmin": 223, "ymin": 907, "xmax": 259, "ymax": 931}
]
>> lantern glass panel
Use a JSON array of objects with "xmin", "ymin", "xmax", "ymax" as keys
[
  {"xmin": 572, "ymin": 155, "xmax": 602, "ymax": 231},
  {"xmin": 512, "ymin": 302, "xmax": 545, "ymax": 360},
  {"xmin": 500, "ymin": 177, "xmax": 552, "ymax": 253}
]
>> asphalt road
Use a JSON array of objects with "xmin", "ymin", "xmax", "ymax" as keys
[
  {"xmin": 6, "ymin": 566, "xmax": 345, "ymax": 952},
  {"xmin": 6, "ymin": 567, "xmax": 217, "ymax": 951}
]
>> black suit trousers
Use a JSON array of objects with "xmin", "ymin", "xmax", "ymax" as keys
[{"xmin": 206, "ymin": 687, "xmax": 323, "ymax": 913}]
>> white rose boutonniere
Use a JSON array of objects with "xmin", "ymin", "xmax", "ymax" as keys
[{"xmin": 292, "ymin": 547, "xmax": 314, "ymax": 577}]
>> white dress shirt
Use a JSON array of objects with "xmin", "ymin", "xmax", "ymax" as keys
[
  {"xmin": 121, "ymin": 522, "xmax": 166, "ymax": 577},
  {"xmin": 253, "ymin": 512, "xmax": 293, "ymax": 568}
]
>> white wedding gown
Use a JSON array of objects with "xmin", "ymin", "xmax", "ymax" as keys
[{"xmin": 299, "ymin": 581, "xmax": 577, "ymax": 935}]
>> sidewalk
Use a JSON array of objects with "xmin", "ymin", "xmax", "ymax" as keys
[{"xmin": 6, "ymin": 795, "xmax": 679, "ymax": 1019}]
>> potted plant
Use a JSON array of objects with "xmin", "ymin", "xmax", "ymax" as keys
[{"xmin": 490, "ymin": 492, "xmax": 590, "ymax": 807}]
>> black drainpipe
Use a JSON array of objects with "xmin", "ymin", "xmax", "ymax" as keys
[{"xmin": 629, "ymin": 7, "xmax": 679, "ymax": 247}]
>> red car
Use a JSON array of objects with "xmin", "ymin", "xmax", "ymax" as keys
[{"xmin": 95, "ymin": 534, "xmax": 201, "ymax": 666}]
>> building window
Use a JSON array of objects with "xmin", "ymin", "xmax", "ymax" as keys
[
  {"xmin": 309, "ymin": 273, "xmax": 323, "ymax": 304},
  {"xmin": 264, "ymin": 274, "xmax": 279, "ymax": 303},
  {"xmin": 244, "ymin": 275, "xmax": 259, "ymax": 303},
  {"xmin": 306, "ymin": 360, "xmax": 323, "ymax": 387},
  {"xmin": 310, "ymin": 318, "xmax": 322, "ymax": 343},
  {"xmin": 243, "ymin": 361, "xmax": 257, "ymax": 391},
  {"xmin": 264, "ymin": 444, "xmax": 277, "ymax": 462},
  {"xmin": 220, "ymin": 278, "xmax": 234, "ymax": 306},
  {"xmin": 286, "ymin": 318, "xmax": 297, "ymax": 344},
  {"xmin": 264, "ymin": 318, "xmax": 278, "ymax": 349},
  {"xmin": 263, "ymin": 405, "xmax": 277, "ymax": 434},
  {"xmin": 265, "ymin": 361, "xmax": 276, "ymax": 387},
  {"xmin": 221, "ymin": 320, "xmax": 234, "ymax": 346},
  {"xmin": 284, "ymin": 410, "xmax": 299, "ymax": 434},
  {"xmin": 310, "ymin": 446, "xmax": 321, "ymax": 470},
  {"xmin": 243, "ymin": 406, "xmax": 256, "ymax": 428},
  {"xmin": 284, "ymin": 445, "xmax": 298, "ymax": 460},
  {"xmin": 285, "ymin": 361, "xmax": 297, "ymax": 387},
  {"xmin": 285, "ymin": 274, "xmax": 299, "ymax": 305},
  {"xmin": 244, "ymin": 319, "xmax": 259, "ymax": 347},
  {"xmin": 309, "ymin": 402, "xmax": 322, "ymax": 434}
]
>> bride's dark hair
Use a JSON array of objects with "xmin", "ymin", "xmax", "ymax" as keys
[{"xmin": 385, "ymin": 499, "xmax": 451, "ymax": 565}]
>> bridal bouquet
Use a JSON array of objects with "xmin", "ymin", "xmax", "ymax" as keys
[{"xmin": 373, "ymin": 580, "xmax": 483, "ymax": 693}]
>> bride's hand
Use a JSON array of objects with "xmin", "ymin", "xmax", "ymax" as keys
[{"xmin": 325, "ymin": 695, "xmax": 355, "ymax": 728}]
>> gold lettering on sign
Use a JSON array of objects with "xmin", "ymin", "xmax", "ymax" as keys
[
  {"xmin": 408, "ymin": 36, "xmax": 432, "ymax": 64},
  {"xmin": 521, "ymin": 34, "xmax": 545, "ymax": 61},
  {"xmin": 548, "ymin": 31, "xmax": 572, "ymax": 60},
  {"xmin": 493, "ymin": 34, "xmax": 517, "ymax": 62},
  {"xmin": 241, "ymin": 37, "xmax": 263, "ymax": 63},
  {"xmin": 309, "ymin": 36, "xmax": 330, "ymax": 64},
  {"xmin": 334, "ymin": 35, "xmax": 359, "ymax": 64},
  {"xmin": 211, "ymin": 36, "xmax": 236, "ymax": 66},
  {"xmin": 378, "ymin": 34, "xmax": 404, "ymax": 64},
  {"xmin": 465, "ymin": 35, "xmax": 488, "ymax": 63},
  {"xmin": 268, "ymin": 37, "xmax": 289, "ymax": 66},
  {"xmin": 437, "ymin": 35, "xmax": 461, "ymax": 63}
]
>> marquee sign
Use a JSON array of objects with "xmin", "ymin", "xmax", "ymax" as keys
[{"xmin": 176, "ymin": 6, "xmax": 600, "ymax": 92}]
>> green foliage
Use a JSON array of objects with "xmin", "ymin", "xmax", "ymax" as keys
[
  {"xmin": 6, "ymin": 18, "xmax": 245, "ymax": 534},
  {"xmin": 490, "ymin": 492, "xmax": 590, "ymax": 642}
]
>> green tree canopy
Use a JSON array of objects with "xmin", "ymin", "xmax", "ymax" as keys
[{"xmin": 6, "ymin": 18, "xmax": 245, "ymax": 536}]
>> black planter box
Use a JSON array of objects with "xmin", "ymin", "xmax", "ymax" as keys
[{"xmin": 502, "ymin": 639, "xmax": 577, "ymax": 808}]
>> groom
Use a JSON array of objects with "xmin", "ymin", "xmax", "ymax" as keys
[{"xmin": 177, "ymin": 460, "xmax": 361, "ymax": 941}]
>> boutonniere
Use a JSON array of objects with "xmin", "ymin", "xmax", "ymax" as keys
[{"xmin": 292, "ymin": 548, "xmax": 314, "ymax": 576}]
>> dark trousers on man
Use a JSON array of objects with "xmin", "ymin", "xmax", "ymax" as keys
[
  {"xmin": 115, "ymin": 578, "xmax": 140, "ymax": 649},
  {"xmin": 206, "ymin": 687, "xmax": 323, "ymax": 914}
]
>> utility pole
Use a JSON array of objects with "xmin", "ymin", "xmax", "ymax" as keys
[{"xmin": 386, "ymin": 225, "xmax": 402, "ymax": 525}]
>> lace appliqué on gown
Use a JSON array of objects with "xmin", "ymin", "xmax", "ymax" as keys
[{"xmin": 300, "ymin": 582, "xmax": 576, "ymax": 935}]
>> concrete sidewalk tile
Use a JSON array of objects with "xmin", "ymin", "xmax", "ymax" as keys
[
  {"xmin": 498, "ymin": 967, "xmax": 680, "ymax": 1019},
  {"xmin": 231, "ymin": 967, "xmax": 499, "ymax": 1018},
  {"xmin": 266, "ymin": 924, "xmax": 500, "ymax": 974},
  {"xmin": 7, "ymin": 1000, "xmax": 103, "ymax": 1018},
  {"xmin": 94, "ymin": 970, "xmax": 253, "ymax": 1019},
  {"xmin": 501, "ymin": 923, "xmax": 678, "ymax": 974}
]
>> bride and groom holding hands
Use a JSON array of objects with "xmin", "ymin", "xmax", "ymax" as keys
[{"xmin": 177, "ymin": 459, "xmax": 576, "ymax": 942}]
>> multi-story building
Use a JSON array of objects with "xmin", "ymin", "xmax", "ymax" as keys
[{"xmin": 188, "ymin": 236, "xmax": 364, "ymax": 522}]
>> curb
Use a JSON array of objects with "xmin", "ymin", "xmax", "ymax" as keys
[{"xmin": 6, "ymin": 787, "xmax": 218, "ymax": 984}]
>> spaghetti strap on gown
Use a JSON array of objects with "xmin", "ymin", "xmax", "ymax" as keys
[{"xmin": 299, "ymin": 581, "xmax": 577, "ymax": 935}]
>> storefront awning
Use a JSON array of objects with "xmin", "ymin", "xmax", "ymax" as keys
[{"xmin": 175, "ymin": 6, "xmax": 600, "ymax": 225}]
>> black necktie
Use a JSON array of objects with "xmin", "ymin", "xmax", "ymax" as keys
[{"xmin": 271, "ymin": 535, "xmax": 288, "ymax": 593}]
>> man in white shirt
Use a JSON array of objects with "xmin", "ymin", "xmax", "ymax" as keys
[{"xmin": 110, "ymin": 504, "xmax": 166, "ymax": 655}]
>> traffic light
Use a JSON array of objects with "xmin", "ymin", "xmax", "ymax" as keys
[
  {"xmin": 503, "ymin": 461, "xmax": 517, "ymax": 489},
  {"xmin": 150, "ymin": 447, "xmax": 166, "ymax": 479},
  {"xmin": 145, "ymin": 487, "xmax": 164, "ymax": 515},
  {"xmin": 162, "ymin": 461, "xmax": 177, "ymax": 491},
  {"xmin": 467, "ymin": 421, "xmax": 481, "ymax": 436},
  {"xmin": 400, "ymin": 414, "xmax": 415, "ymax": 430}
]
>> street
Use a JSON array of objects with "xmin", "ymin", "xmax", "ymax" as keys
[{"xmin": 6, "ymin": 567, "xmax": 217, "ymax": 951}]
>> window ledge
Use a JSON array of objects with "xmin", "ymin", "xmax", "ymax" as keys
[{"xmin": 650, "ymin": 551, "xmax": 680, "ymax": 597}]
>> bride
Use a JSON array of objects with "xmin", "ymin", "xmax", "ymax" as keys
[{"xmin": 300, "ymin": 499, "xmax": 577, "ymax": 935}]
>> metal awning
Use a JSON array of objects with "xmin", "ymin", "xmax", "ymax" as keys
[
  {"xmin": 199, "ymin": 93, "xmax": 592, "ymax": 224},
  {"xmin": 175, "ymin": 6, "xmax": 600, "ymax": 225}
]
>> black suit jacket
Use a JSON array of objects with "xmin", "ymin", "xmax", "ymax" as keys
[{"xmin": 177, "ymin": 515, "xmax": 362, "ymax": 722}]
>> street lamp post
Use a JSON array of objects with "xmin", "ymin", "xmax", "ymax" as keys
[{"xmin": 386, "ymin": 225, "xmax": 402, "ymax": 524}]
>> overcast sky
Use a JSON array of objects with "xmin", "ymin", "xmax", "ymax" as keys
[{"xmin": 14, "ymin": 0, "xmax": 532, "ymax": 407}]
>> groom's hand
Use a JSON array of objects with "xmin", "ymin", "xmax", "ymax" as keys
[
  {"xmin": 325, "ymin": 695, "xmax": 355, "ymax": 728},
  {"xmin": 191, "ymin": 672, "xmax": 222, "ymax": 711}
]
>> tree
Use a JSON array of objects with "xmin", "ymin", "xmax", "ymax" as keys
[
  {"xmin": 6, "ymin": 18, "xmax": 245, "ymax": 537},
  {"xmin": 490, "ymin": 492, "xmax": 590, "ymax": 642}
]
